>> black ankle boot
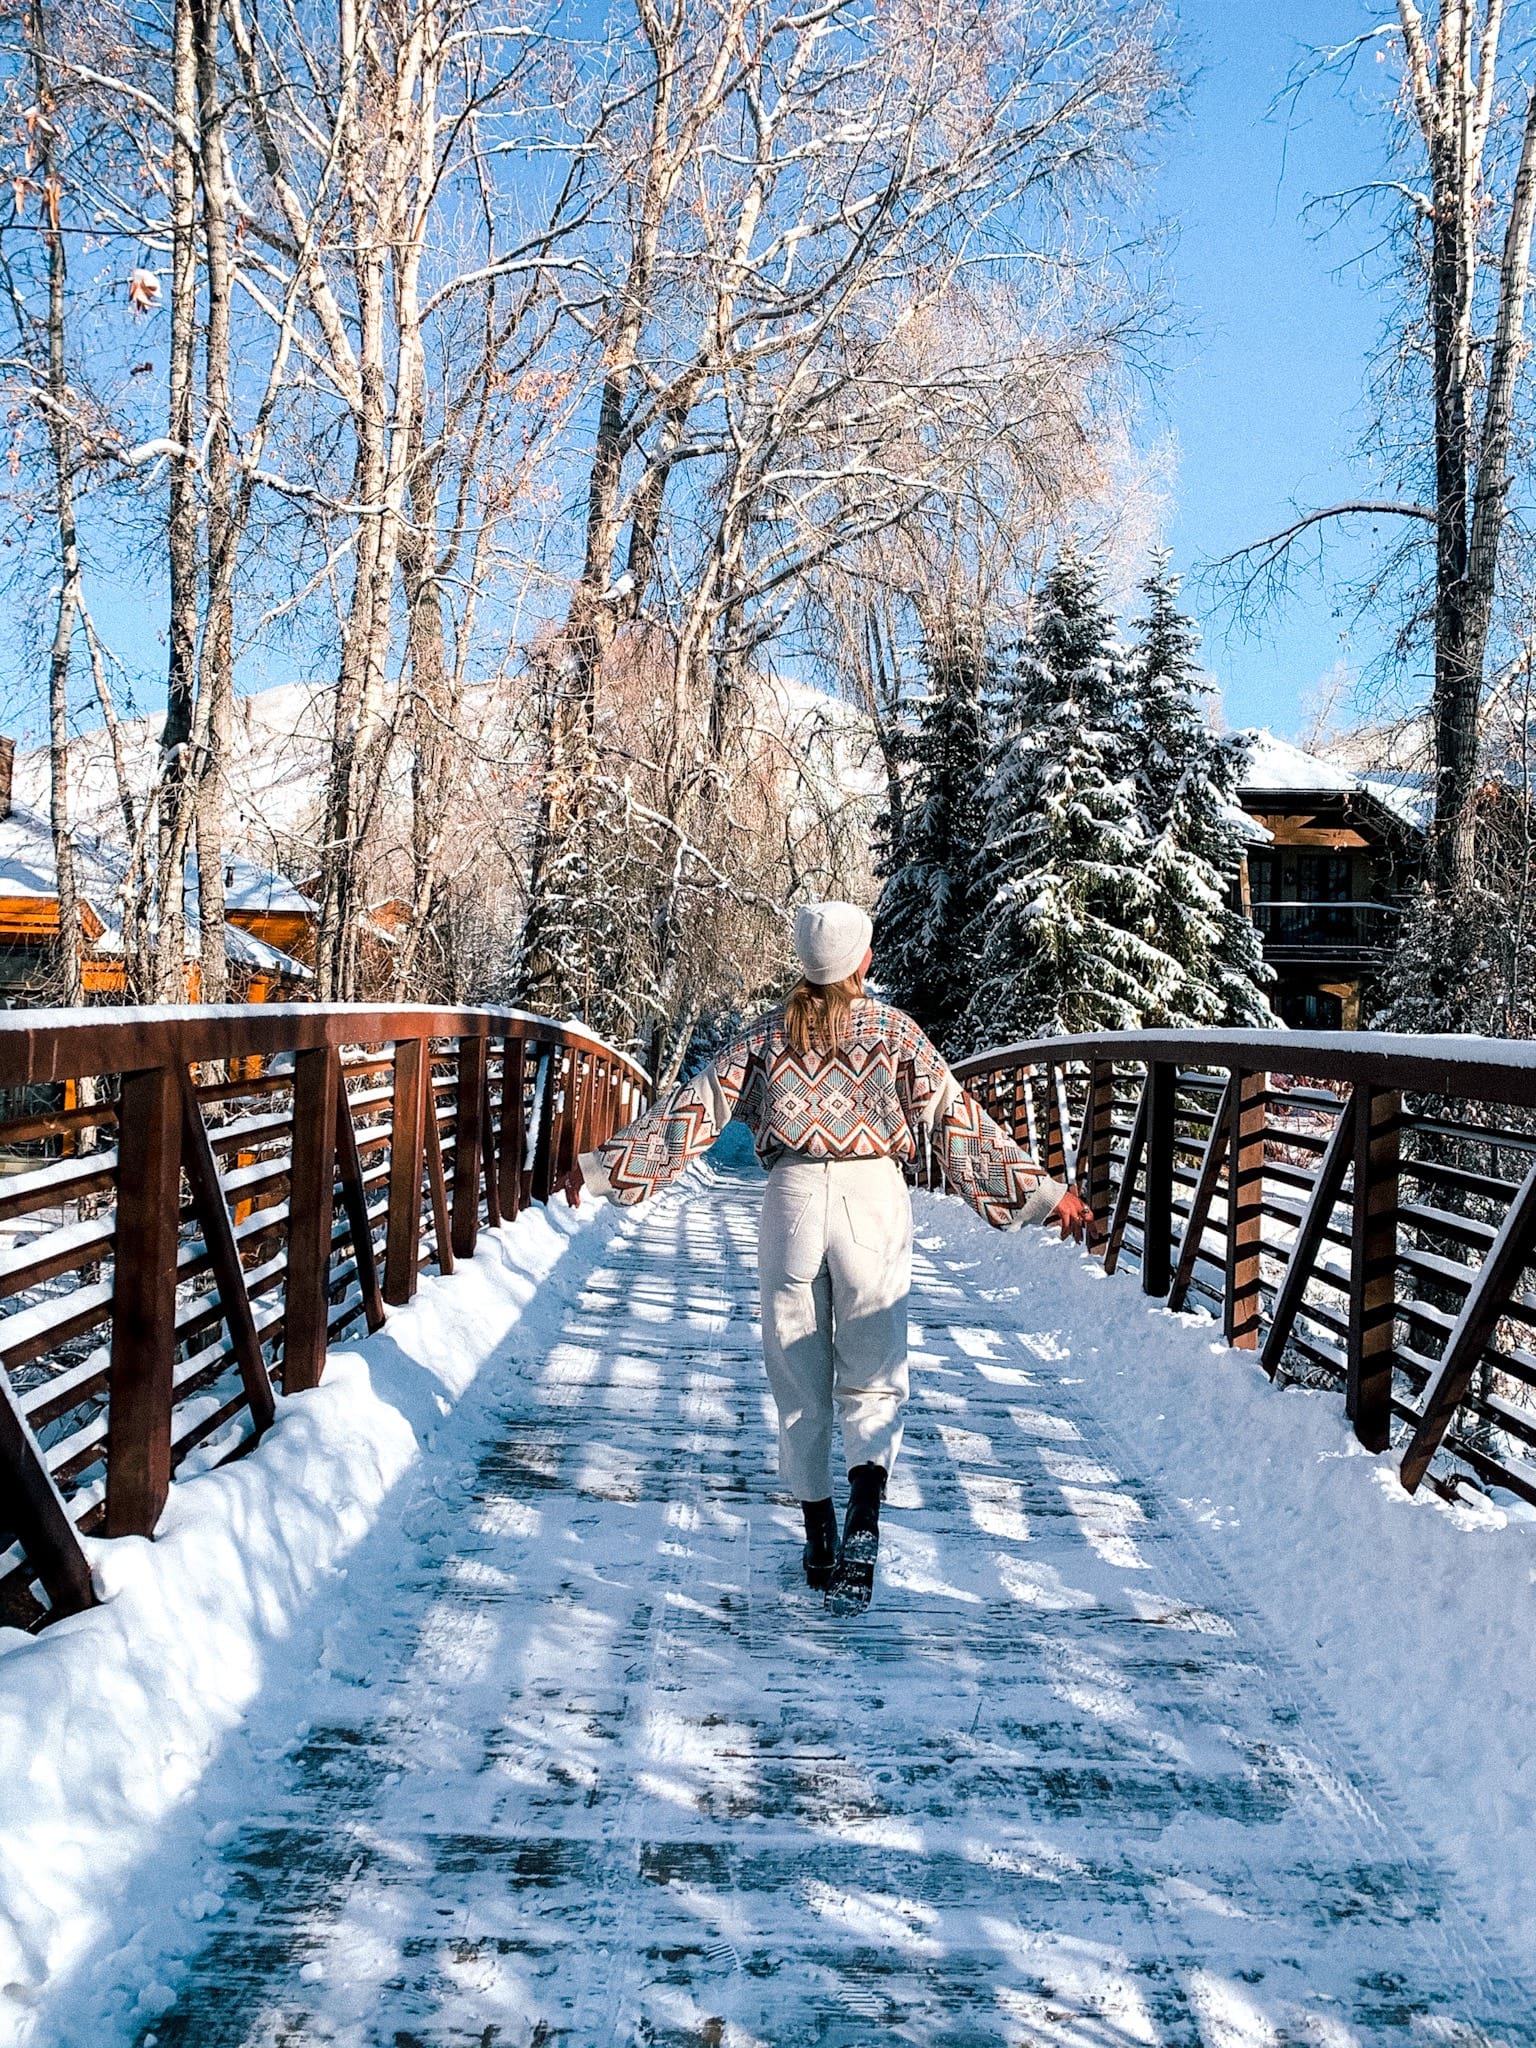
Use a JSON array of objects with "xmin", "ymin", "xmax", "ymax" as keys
[
  {"xmin": 827, "ymin": 1463, "xmax": 887, "ymax": 1614},
  {"xmin": 801, "ymin": 1498, "xmax": 837, "ymax": 1589}
]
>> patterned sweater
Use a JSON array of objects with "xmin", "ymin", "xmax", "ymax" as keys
[{"xmin": 579, "ymin": 998, "xmax": 1066, "ymax": 1231}]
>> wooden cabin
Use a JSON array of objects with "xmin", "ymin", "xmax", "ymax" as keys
[
  {"xmin": 0, "ymin": 741, "xmax": 316, "ymax": 1004},
  {"xmin": 1236, "ymin": 731, "xmax": 1424, "ymax": 1030}
]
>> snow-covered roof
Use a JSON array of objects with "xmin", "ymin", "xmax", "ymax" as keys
[
  {"xmin": 1360, "ymin": 774, "xmax": 1433, "ymax": 831},
  {"xmin": 0, "ymin": 800, "xmax": 312, "ymax": 976},
  {"xmin": 1238, "ymin": 729, "xmax": 1426, "ymax": 834},
  {"xmin": 1239, "ymin": 729, "xmax": 1360, "ymax": 797},
  {"xmin": 88, "ymin": 914, "xmax": 310, "ymax": 979},
  {"xmin": 192, "ymin": 860, "xmax": 317, "ymax": 918},
  {"xmin": 0, "ymin": 804, "xmax": 123, "ymax": 916}
]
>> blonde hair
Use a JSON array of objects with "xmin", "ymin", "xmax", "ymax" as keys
[{"xmin": 785, "ymin": 970, "xmax": 865, "ymax": 1056}]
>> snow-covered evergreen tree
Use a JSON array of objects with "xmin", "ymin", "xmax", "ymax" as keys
[
  {"xmin": 961, "ymin": 547, "xmax": 1178, "ymax": 1047},
  {"xmin": 1127, "ymin": 553, "xmax": 1274, "ymax": 1027},
  {"xmin": 872, "ymin": 620, "xmax": 990, "ymax": 1050}
]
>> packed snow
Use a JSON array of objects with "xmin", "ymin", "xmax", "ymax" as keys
[
  {"xmin": 3, "ymin": 1151, "xmax": 1536, "ymax": 2042},
  {"xmin": 949, "ymin": 1207, "xmax": 1536, "ymax": 1969},
  {"xmin": 0, "ymin": 1192, "xmax": 623, "ymax": 2043}
]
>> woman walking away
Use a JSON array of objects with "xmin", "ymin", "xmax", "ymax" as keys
[{"xmin": 564, "ymin": 902, "xmax": 1097, "ymax": 1613}]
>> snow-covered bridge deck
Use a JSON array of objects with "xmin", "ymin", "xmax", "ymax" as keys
[{"xmin": 94, "ymin": 1161, "xmax": 1536, "ymax": 2048}]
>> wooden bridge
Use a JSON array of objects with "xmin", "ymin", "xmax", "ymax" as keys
[{"xmin": 5, "ymin": 1007, "xmax": 1536, "ymax": 2043}]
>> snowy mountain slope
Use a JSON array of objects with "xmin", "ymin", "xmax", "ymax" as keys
[{"xmin": 16, "ymin": 671, "xmax": 882, "ymax": 890}]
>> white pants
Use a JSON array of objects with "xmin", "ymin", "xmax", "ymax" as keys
[{"xmin": 758, "ymin": 1155, "xmax": 912, "ymax": 1500}]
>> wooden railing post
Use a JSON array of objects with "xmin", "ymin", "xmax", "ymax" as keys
[
  {"xmin": 1224, "ymin": 1069, "xmax": 1266, "ymax": 1349},
  {"xmin": 551, "ymin": 1048, "xmax": 577, "ymax": 1191},
  {"xmin": 1, "ymin": 1374, "xmax": 95, "ymax": 1611},
  {"xmin": 1044, "ymin": 1066, "xmax": 1068, "ymax": 1182},
  {"xmin": 499, "ymin": 1036, "xmax": 527, "ymax": 1220},
  {"xmin": 384, "ymin": 1036, "xmax": 425, "ymax": 1305},
  {"xmin": 576, "ymin": 1055, "xmax": 602, "ymax": 1161},
  {"xmin": 529, "ymin": 1047, "xmax": 557, "ymax": 1203},
  {"xmin": 284, "ymin": 1045, "xmax": 340, "ymax": 1394},
  {"xmin": 452, "ymin": 1034, "xmax": 486, "ymax": 1260},
  {"xmin": 480, "ymin": 1056, "xmax": 501, "ymax": 1231},
  {"xmin": 1347, "ymin": 1084, "xmax": 1400, "ymax": 1452},
  {"xmin": 1080, "ymin": 1061, "xmax": 1115, "ymax": 1250},
  {"xmin": 333, "ymin": 1063, "xmax": 386, "ymax": 1333},
  {"xmin": 1141, "ymin": 1062, "xmax": 1177, "ymax": 1296},
  {"xmin": 106, "ymin": 1064, "xmax": 182, "ymax": 1536}
]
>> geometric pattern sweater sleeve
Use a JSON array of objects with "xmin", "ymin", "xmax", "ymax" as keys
[
  {"xmin": 578, "ymin": 998, "xmax": 1065, "ymax": 1229},
  {"xmin": 896, "ymin": 1017, "xmax": 1065, "ymax": 1231},
  {"xmin": 577, "ymin": 1041, "xmax": 751, "ymax": 1207}
]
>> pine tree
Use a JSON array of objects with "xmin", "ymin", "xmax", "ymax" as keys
[
  {"xmin": 1128, "ymin": 552, "xmax": 1274, "ymax": 1028},
  {"xmin": 961, "ymin": 547, "xmax": 1178, "ymax": 1047},
  {"xmin": 872, "ymin": 619, "xmax": 990, "ymax": 1050}
]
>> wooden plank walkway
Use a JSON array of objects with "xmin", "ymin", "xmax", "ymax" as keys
[{"xmin": 131, "ymin": 1162, "xmax": 1536, "ymax": 2048}]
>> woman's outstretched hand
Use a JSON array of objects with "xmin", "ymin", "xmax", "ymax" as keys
[
  {"xmin": 1052, "ymin": 1188, "xmax": 1101, "ymax": 1245},
  {"xmin": 562, "ymin": 1163, "xmax": 585, "ymax": 1208}
]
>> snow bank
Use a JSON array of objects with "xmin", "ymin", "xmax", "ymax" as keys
[
  {"xmin": 0, "ymin": 1193, "xmax": 618, "ymax": 2038},
  {"xmin": 923, "ymin": 1193, "xmax": 1536, "ymax": 1959}
]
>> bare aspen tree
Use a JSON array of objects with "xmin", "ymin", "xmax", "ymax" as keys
[
  {"xmin": 1224, "ymin": 1, "xmax": 1536, "ymax": 896},
  {"xmin": 157, "ymin": 0, "xmax": 200, "ymax": 996},
  {"xmin": 518, "ymin": 0, "xmax": 1170, "ymax": 1047},
  {"xmin": 517, "ymin": 0, "xmax": 750, "ymax": 1012},
  {"xmin": 23, "ymin": 0, "xmax": 84, "ymax": 1003},
  {"xmin": 192, "ymin": 0, "xmax": 234, "ymax": 1001},
  {"xmin": 217, "ymin": 0, "xmax": 583, "ymax": 996},
  {"xmin": 0, "ymin": 9, "xmax": 157, "ymax": 998}
]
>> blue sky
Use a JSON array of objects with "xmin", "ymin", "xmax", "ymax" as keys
[{"xmin": 1152, "ymin": 0, "xmax": 1402, "ymax": 738}]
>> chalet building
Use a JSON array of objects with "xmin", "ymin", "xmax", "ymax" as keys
[
  {"xmin": 1236, "ymin": 731, "xmax": 1425, "ymax": 1030},
  {"xmin": 0, "ymin": 737, "xmax": 316, "ymax": 1004}
]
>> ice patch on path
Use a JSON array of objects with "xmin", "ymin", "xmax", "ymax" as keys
[
  {"xmin": 916, "ymin": 1189, "xmax": 1536, "ymax": 1965},
  {"xmin": 0, "ymin": 1190, "xmax": 621, "ymax": 2042}
]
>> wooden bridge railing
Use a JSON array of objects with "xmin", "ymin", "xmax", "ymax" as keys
[
  {"xmin": 0, "ymin": 1004, "xmax": 651, "ymax": 1632},
  {"xmin": 953, "ymin": 1028, "xmax": 1536, "ymax": 1511}
]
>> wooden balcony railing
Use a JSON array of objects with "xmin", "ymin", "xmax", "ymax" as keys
[
  {"xmin": 0, "ymin": 1004, "xmax": 650, "ymax": 1632},
  {"xmin": 953, "ymin": 1029, "xmax": 1536, "ymax": 1511},
  {"xmin": 1250, "ymin": 900, "xmax": 1402, "ymax": 953}
]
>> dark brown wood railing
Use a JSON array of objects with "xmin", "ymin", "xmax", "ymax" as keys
[
  {"xmin": 0, "ymin": 1004, "xmax": 650, "ymax": 1632},
  {"xmin": 14, "ymin": 1011, "xmax": 1536, "ymax": 1630},
  {"xmin": 953, "ymin": 1029, "xmax": 1536, "ymax": 1511}
]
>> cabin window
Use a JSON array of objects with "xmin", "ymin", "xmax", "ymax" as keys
[
  {"xmin": 1293, "ymin": 853, "xmax": 1352, "ymax": 940},
  {"xmin": 1296, "ymin": 853, "xmax": 1352, "ymax": 902},
  {"xmin": 1281, "ymin": 989, "xmax": 1344, "ymax": 1030}
]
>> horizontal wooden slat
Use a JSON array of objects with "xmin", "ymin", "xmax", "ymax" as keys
[
  {"xmin": 0, "ymin": 1215, "xmax": 114, "ymax": 1302},
  {"xmin": 0, "ymin": 1276, "xmax": 115, "ymax": 1372},
  {"xmin": 0, "ymin": 1151, "xmax": 117, "ymax": 1221},
  {"xmin": 0, "ymin": 1101, "xmax": 117, "ymax": 1146}
]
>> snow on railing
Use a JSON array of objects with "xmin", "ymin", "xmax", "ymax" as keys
[
  {"xmin": 952, "ymin": 1028, "xmax": 1536, "ymax": 1511},
  {"xmin": 0, "ymin": 1004, "xmax": 651, "ymax": 1632}
]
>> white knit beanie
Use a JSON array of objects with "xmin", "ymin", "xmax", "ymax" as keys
[{"xmin": 793, "ymin": 901, "xmax": 873, "ymax": 985}]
